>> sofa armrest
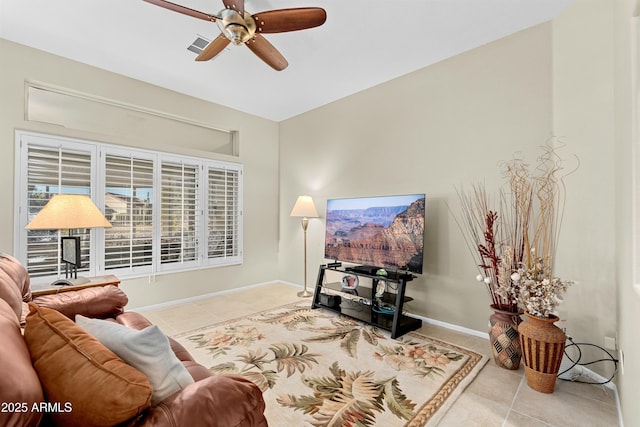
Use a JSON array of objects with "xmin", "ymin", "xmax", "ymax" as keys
[
  {"xmin": 0, "ymin": 254, "xmax": 32, "ymax": 301},
  {"xmin": 114, "ymin": 310, "xmax": 153, "ymax": 329},
  {"xmin": 32, "ymin": 285, "xmax": 127, "ymax": 319},
  {"xmin": 0, "ymin": 253, "xmax": 31, "ymax": 320},
  {"xmin": 115, "ymin": 312, "xmax": 198, "ymax": 364},
  {"xmin": 134, "ymin": 374, "xmax": 267, "ymax": 427},
  {"xmin": 0, "ymin": 299, "xmax": 44, "ymax": 427}
]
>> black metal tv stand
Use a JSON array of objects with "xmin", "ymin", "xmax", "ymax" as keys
[{"xmin": 311, "ymin": 264, "xmax": 422, "ymax": 339}]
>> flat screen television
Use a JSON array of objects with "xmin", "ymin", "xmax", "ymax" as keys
[{"xmin": 324, "ymin": 194, "xmax": 425, "ymax": 274}]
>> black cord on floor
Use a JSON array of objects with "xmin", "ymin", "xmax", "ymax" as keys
[{"xmin": 557, "ymin": 336, "xmax": 618, "ymax": 385}]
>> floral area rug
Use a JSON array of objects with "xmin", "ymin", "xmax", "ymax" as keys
[{"xmin": 173, "ymin": 302, "xmax": 488, "ymax": 426}]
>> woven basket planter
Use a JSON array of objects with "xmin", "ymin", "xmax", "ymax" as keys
[{"xmin": 518, "ymin": 312, "xmax": 566, "ymax": 393}]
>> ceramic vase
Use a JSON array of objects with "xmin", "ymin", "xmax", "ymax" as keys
[
  {"xmin": 488, "ymin": 304, "xmax": 522, "ymax": 370},
  {"xmin": 518, "ymin": 312, "xmax": 566, "ymax": 393}
]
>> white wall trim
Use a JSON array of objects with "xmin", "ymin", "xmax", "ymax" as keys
[
  {"xmin": 408, "ymin": 312, "xmax": 488, "ymax": 339},
  {"xmin": 132, "ymin": 279, "xmax": 487, "ymax": 339},
  {"xmin": 132, "ymin": 280, "xmax": 300, "ymax": 312},
  {"xmin": 25, "ymin": 80, "xmax": 233, "ymax": 135}
]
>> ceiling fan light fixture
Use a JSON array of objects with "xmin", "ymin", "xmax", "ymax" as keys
[
  {"xmin": 224, "ymin": 23, "xmax": 249, "ymax": 44},
  {"xmin": 217, "ymin": 8, "xmax": 255, "ymax": 45}
]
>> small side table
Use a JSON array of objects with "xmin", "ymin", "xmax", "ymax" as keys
[{"xmin": 31, "ymin": 274, "xmax": 121, "ymax": 297}]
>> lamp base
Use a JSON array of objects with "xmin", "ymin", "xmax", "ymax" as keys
[
  {"xmin": 297, "ymin": 289, "xmax": 312, "ymax": 298},
  {"xmin": 51, "ymin": 276, "xmax": 91, "ymax": 286}
]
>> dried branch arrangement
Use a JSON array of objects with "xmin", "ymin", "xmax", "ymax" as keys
[{"xmin": 453, "ymin": 141, "xmax": 577, "ymax": 317}]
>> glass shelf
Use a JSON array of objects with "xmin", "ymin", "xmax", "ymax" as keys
[{"xmin": 312, "ymin": 264, "xmax": 422, "ymax": 339}]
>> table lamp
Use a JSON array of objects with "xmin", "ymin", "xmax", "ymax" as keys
[
  {"xmin": 26, "ymin": 194, "xmax": 112, "ymax": 285},
  {"xmin": 290, "ymin": 195, "xmax": 318, "ymax": 297}
]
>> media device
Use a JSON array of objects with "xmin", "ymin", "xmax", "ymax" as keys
[
  {"xmin": 319, "ymin": 293, "xmax": 341, "ymax": 308},
  {"xmin": 324, "ymin": 194, "xmax": 425, "ymax": 274}
]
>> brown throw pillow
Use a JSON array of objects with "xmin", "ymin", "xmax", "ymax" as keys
[{"xmin": 23, "ymin": 303, "xmax": 152, "ymax": 427}]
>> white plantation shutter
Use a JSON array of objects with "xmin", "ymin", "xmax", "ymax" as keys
[
  {"xmin": 160, "ymin": 161, "xmax": 199, "ymax": 265},
  {"xmin": 16, "ymin": 131, "xmax": 243, "ymax": 283},
  {"xmin": 104, "ymin": 153, "xmax": 154, "ymax": 272},
  {"xmin": 25, "ymin": 144, "xmax": 92, "ymax": 277},
  {"xmin": 207, "ymin": 166, "xmax": 241, "ymax": 261}
]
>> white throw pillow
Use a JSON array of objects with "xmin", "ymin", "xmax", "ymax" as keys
[{"xmin": 75, "ymin": 315, "xmax": 194, "ymax": 405}]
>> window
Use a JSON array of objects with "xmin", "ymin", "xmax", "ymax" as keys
[
  {"xmin": 14, "ymin": 131, "xmax": 243, "ymax": 283},
  {"xmin": 207, "ymin": 166, "xmax": 241, "ymax": 261},
  {"xmin": 22, "ymin": 141, "xmax": 95, "ymax": 278},
  {"xmin": 104, "ymin": 151, "xmax": 154, "ymax": 273},
  {"xmin": 160, "ymin": 161, "xmax": 199, "ymax": 267}
]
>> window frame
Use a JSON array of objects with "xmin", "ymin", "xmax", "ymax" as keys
[
  {"xmin": 101, "ymin": 147, "xmax": 157, "ymax": 277},
  {"xmin": 157, "ymin": 157, "xmax": 202, "ymax": 274},
  {"xmin": 14, "ymin": 130, "xmax": 243, "ymax": 285}
]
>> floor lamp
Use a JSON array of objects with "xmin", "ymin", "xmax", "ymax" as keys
[
  {"xmin": 26, "ymin": 194, "xmax": 112, "ymax": 285},
  {"xmin": 290, "ymin": 195, "xmax": 318, "ymax": 297}
]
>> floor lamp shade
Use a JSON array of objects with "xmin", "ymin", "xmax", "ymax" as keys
[
  {"xmin": 289, "ymin": 195, "xmax": 319, "ymax": 219},
  {"xmin": 290, "ymin": 195, "xmax": 318, "ymax": 298},
  {"xmin": 26, "ymin": 194, "xmax": 112, "ymax": 230}
]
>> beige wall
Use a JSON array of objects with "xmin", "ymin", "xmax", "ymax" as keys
[
  {"xmin": 279, "ymin": 23, "xmax": 555, "ymax": 331},
  {"xmin": 554, "ymin": 1, "xmax": 640, "ymax": 423},
  {"xmin": 611, "ymin": 0, "xmax": 640, "ymax": 424},
  {"xmin": 551, "ymin": 0, "xmax": 618, "ymax": 377},
  {"xmin": 0, "ymin": 38, "xmax": 281, "ymax": 308}
]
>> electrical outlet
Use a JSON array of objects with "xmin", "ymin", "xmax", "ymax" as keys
[{"xmin": 604, "ymin": 336, "xmax": 617, "ymax": 350}]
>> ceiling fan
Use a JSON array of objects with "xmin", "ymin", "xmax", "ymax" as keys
[{"xmin": 143, "ymin": 0, "xmax": 327, "ymax": 71}]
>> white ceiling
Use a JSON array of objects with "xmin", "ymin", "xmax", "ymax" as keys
[{"xmin": 0, "ymin": 0, "xmax": 573, "ymax": 122}]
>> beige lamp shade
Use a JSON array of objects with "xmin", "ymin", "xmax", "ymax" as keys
[
  {"xmin": 26, "ymin": 194, "xmax": 112, "ymax": 230},
  {"xmin": 290, "ymin": 195, "xmax": 319, "ymax": 218}
]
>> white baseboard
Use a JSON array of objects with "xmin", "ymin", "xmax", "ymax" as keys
[
  {"xmin": 134, "ymin": 279, "xmax": 486, "ymax": 340},
  {"xmin": 408, "ymin": 312, "xmax": 488, "ymax": 339},
  {"xmin": 133, "ymin": 280, "xmax": 300, "ymax": 312}
]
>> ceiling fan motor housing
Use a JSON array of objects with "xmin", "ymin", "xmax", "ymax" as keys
[{"xmin": 217, "ymin": 8, "xmax": 255, "ymax": 44}]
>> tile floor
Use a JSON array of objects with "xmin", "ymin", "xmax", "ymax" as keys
[{"xmin": 136, "ymin": 282, "xmax": 620, "ymax": 427}]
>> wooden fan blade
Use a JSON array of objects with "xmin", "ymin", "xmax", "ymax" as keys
[
  {"xmin": 143, "ymin": 0, "xmax": 216, "ymax": 21},
  {"xmin": 245, "ymin": 34, "xmax": 288, "ymax": 71},
  {"xmin": 196, "ymin": 34, "xmax": 231, "ymax": 61},
  {"xmin": 252, "ymin": 8, "xmax": 326, "ymax": 33},
  {"xmin": 223, "ymin": 0, "xmax": 244, "ymax": 17}
]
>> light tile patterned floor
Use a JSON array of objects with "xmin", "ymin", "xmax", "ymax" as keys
[{"xmin": 136, "ymin": 283, "xmax": 619, "ymax": 427}]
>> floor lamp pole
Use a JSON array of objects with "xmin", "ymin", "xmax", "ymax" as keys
[{"xmin": 298, "ymin": 217, "xmax": 311, "ymax": 297}]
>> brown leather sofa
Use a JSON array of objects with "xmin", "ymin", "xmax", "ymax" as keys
[{"xmin": 0, "ymin": 254, "xmax": 268, "ymax": 427}]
